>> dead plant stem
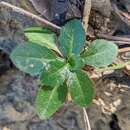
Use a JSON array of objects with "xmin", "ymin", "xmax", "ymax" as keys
[
  {"xmin": 0, "ymin": 1, "xmax": 61, "ymax": 31},
  {"xmin": 97, "ymin": 33, "xmax": 130, "ymax": 42},
  {"xmin": 83, "ymin": 108, "xmax": 91, "ymax": 130},
  {"xmin": 83, "ymin": 0, "xmax": 92, "ymax": 32}
]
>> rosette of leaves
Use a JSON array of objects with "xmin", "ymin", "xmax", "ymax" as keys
[{"xmin": 10, "ymin": 19, "xmax": 118, "ymax": 119}]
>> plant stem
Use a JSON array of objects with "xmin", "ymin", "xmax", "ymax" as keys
[{"xmin": 96, "ymin": 61, "xmax": 130, "ymax": 72}]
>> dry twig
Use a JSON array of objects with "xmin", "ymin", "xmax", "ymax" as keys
[
  {"xmin": 83, "ymin": 0, "xmax": 92, "ymax": 32},
  {"xmin": 0, "ymin": 1, "xmax": 61, "ymax": 31},
  {"xmin": 121, "ymin": 11, "xmax": 130, "ymax": 21},
  {"xmin": 83, "ymin": 108, "xmax": 91, "ymax": 130},
  {"xmin": 112, "ymin": 3, "xmax": 130, "ymax": 26},
  {"xmin": 82, "ymin": 1, "xmax": 92, "ymax": 129},
  {"xmin": 113, "ymin": 41, "xmax": 130, "ymax": 45},
  {"xmin": 97, "ymin": 33, "xmax": 130, "ymax": 46},
  {"xmin": 97, "ymin": 33, "xmax": 130, "ymax": 42},
  {"xmin": 119, "ymin": 47, "xmax": 130, "ymax": 53}
]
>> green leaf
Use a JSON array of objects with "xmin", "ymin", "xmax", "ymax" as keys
[
  {"xmin": 59, "ymin": 19, "xmax": 86, "ymax": 57},
  {"xmin": 36, "ymin": 84, "xmax": 67, "ymax": 119},
  {"xmin": 25, "ymin": 27, "xmax": 61, "ymax": 54},
  {"xmin": 40, "ymin": 59, "xmax": 69, "ymax": 87},
  {"xmin": 68, "ymin": 54, "xmax": 83, "ymax": 71},
  {"xmin": 81, "ymin": 39, "xmax": 118, "ymax": 67},
  {"xmin": 24, "ymin": 27, "xmax": 50, "ymax": 33},
  {"xmin": 67, "ymin": 70, "xmax": 94, "ymax": 107},
  {"xmin": 10, "ymin": 43, "xmax": 57, "ymax": 76}
]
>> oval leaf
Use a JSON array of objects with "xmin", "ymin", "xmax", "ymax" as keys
[
  {"xmin": 36, "ymin": 84, "xmax": 67, "ymax": 119},
  {"xmin": 82, "ymin": 39, "xmax": 118, "ymax": 67},
  {"xmin": 10, "ymin": 43, "xmax": 57, "ymax": 76},
  {"xmin": 25, "ymin": 27, "xmax": 61, "ymax": 54},
  {"xmin": 59, "ymin": 19, "xmax": 86, "ymax": 57},
  {"xmin": 40, "ymin": 59, "xmax": 69, "ymax": 87},
  {"xmin": 67, "ymin": 70, "xmax": 94, "ymax": 106}
]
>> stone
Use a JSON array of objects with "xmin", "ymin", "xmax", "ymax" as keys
[{"xmin": 92, "ymin": 0, "xmax": 112, "ymax": 17}]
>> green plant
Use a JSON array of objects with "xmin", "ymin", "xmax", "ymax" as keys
[{"xmin": 10, "ymin": 19, "xmax": 118, "ymax": 119}]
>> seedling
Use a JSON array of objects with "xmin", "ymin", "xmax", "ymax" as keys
[{"xmin": 10, "ymin": 19, "xmax": 118, "ymax": 119}]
